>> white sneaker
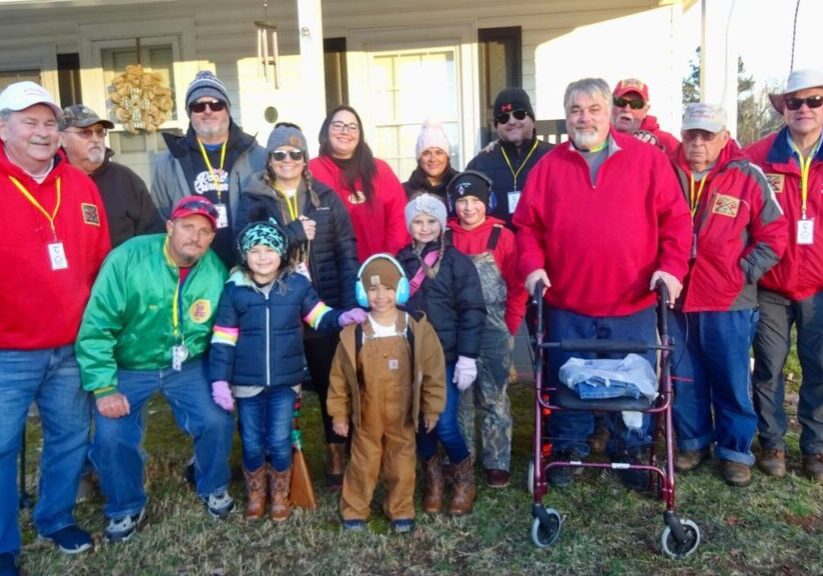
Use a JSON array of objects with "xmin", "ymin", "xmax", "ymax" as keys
[
  {"xmin": 204, "ymin": 491, "xmax": 235, "ymax": 519},
  {"xmin": 104, "ymin": 509, "xmax": 145, "ymax": 543}
]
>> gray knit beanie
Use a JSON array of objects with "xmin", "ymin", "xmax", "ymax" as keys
[
  {"xmin": 405, "ymin": 193, "xmax": 448, "ymax": 232},
  {"xmin": 185, "ymin": 71, "xmax": 230, "ymax": 111},
  {"xmin": 266, "ymin": 124, "xmax": 308, "ymax": 156}
]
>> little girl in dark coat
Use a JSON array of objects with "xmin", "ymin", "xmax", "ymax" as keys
[{"xmin": 208, "ymin": 219, "xmax": 365, "ymax": 522}]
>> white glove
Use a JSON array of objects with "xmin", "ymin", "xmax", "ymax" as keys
[{"xmin": 453, "ymin": 356, "xmax": 478, "ymax": 391}]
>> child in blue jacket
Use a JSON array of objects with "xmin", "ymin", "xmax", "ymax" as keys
[{"xmin": 208, "ymin": 219, "xmax": 365, "ymax": 522}]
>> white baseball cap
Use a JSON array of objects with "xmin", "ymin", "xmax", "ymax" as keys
[
  {"xmin": 0, "ymin": 81, "xmax": 62, "ymax": 118},
  {"xmin": 682, "ymin": 103, "xmax": 727, "ymax": 133}
]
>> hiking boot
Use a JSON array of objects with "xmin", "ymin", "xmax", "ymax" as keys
[
  {"xmin": 675, "ymin": 447, "xmax": 710, "ymax": 473},
  {"xmin": 204, "ymin": 491, "xmax": 235, "ymax": 519},
  {"xmin": 326, "ymin": 443, "xmax": 345, "ymax": 491},
  {"xmin": 37, "ymin": 525, "xmax": 93, "ymax": 554},
  {"xmin": 390, "ymin": 518, "xmax": 415, "ymax": 534},
  {"xmin": 547, "ymin": 450, "xmax": 585, "ymax": 488},
  {"xmin": 269, "ymin": 467, "xmax": 292, "ymax": 522},
  {"xmin": 0, "ymin": 552, "xmax": 19, "ymax": 576},
  {"xmin": 485, "ymin": 468, "xmax": 510, "ymax": 488},
  {"xmin": 104, "ymin": 510, "xmax": 146, "ymax": 543},
  {"xmin": 802, "ymin": 453, "xmax": 823, "ymax": 483},
  {"xmin": 448, "ymin": 456, "xmax": 475, "ymax": 516},
  {"xmin": 757, "ymin": 448, "xmax": 787, "ymax": 477},
  {"xmin": 613, "ymin": 449, "xmax": 651, "ymax": 492},
  {"xmin": 422, "ymin": 454, "xmax": 444, "ymax": 514},
  {"xmin": 720, "ymin": 460, "xmax": 752, "ymax": 487},
  {"xmin": 244, "ymin": 465, "xmax": 268, "ymax": 520},
  {"xmin": 342, "ymin": 519, "xmax": 366, "ymax": 532}
]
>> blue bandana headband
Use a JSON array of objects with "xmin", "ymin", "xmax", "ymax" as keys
[{"xmin": 239, "ymin": 219, "xmax": 288, "ymax": 257}]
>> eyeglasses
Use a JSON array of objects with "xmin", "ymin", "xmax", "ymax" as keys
[
  {"xmin": 613, "ymin": 97, "xmax": 646, "ymax": 110},
  {"xmin": 330, "ymin": 121, "xmax": 360, "ymax": 133},
  {"xmin": 64, "ymin": 127, "xmax": 107, "ymax": 139},
  {"xmin": 189, "ymin": 100, "xmax": 227, "ymax": 114},
  {"xmin": 495, "ymin": 109, "xmax": 528, "ymax": 124},
  {"xmin": 271, "ymin": 149, "xmax": 305, "ymax": 162},
  {"xmin": 176, "ymin": 200, "xmax": 219, "ymax": 219},
  {"xmin": 682, "ymin": 129, "xmax": 720, "ymax": 142},
  {"xmin": 785, "ymin": 95, "xmax": 823, "ymax": 111}
]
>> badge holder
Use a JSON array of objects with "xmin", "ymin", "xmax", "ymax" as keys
[{"xmin": 172, "ymin": 343, "xmax": 189, "ymax": 371}]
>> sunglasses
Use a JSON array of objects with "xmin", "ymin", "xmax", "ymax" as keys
[
  {"xmin": 177, "ymin": 200, "xmax": 219, "ymax": 219},
  {"xmin": 189, "ymin": 100, "xmax": 227, "ymax": 114},
  {"xmin": 495, "ymin": 109, "xmax": 528, "ymax": 124},
  {"xmin": 613, "ymin": 97, "xmax": 645, "ymax": 110},
  {"xmin": 271, "ymin": 149, "xmax": 305, "ymax": 162},
  {"xmin": 785, "ymin": 95, "xmax": 823, "ymax": 111},
  {"xmin": 330, "ymin": 120, "xmax": 360, "ymax": 133},
  {"xmin": 64, "ymin": 126, "xmax": 107, "ymax": 139},
  {"xmin": 682, "ymin": 129, "xmax": 720, "ymax": 143}
]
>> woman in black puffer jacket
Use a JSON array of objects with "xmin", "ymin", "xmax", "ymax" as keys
[{"xmin": 236, "ymin": 122, "xmax": 359, "ymax": 491}]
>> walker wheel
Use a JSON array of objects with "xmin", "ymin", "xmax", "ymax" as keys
[
  {"xmin": 661, "ymin": 518, "xmax": 700, "ymax": 558},
  {"xmin": 531, "ymin": 507, "xmax": 562, "ymax": 549},
  {"xmin": 527, "ymin": 459, "xmax": 535, "ymax": 495}
]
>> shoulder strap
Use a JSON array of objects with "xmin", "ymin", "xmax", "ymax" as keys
[
  {"xmin": 354, "ymin": 323, "xmax": 364, "ymax": 385},
  {"xmin": 409, "ymin": 249, "xmax": 440, "ymax": 296},
  {"xmin": 487, "ymin": 224, "xmax": 503, "ymax": 251}
]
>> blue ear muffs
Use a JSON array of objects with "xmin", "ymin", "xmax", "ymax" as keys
[{"xmin": 355, "ymin": 253, "xmax": 410, "ymax": 308}]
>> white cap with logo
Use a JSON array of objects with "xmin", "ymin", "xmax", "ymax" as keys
[
  {"xmin": 682, "ymin": 103, "xmax": 726, "ymax": 133},
  {"xmin": 0, "ymin": 81, "xmax": 62, "ymax": 118}
]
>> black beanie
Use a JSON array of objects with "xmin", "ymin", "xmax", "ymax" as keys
[
  {"xmin": 447, "ymin": 170, "xmax": 492, "ymax": 209},
  {"xmin": 493, "ymin": 88, "xmax": 535, "ymax": 123}
]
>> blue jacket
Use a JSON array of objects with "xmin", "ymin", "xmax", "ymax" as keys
[{"xmin": 209, "ymin": 270, "xmax": 342, "ymax": 387}]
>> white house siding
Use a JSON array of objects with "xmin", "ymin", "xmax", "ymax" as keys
[{"xmin": 0, "ymin": 0, "xmax": 686, "ymax": 181}]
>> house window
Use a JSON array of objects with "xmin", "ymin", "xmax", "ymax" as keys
[
  {"xmin": 0, "ymin": 69, "xmax": 41, "ymax": 91},
  {"xmin": 478, "ymin": 27, "xmax": 521, "ymax": 145}
]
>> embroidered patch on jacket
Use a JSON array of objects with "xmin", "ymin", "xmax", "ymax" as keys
[
  {"xmin": 765, "ymin": 173, "xmax": 784, "ymax": 193},
  {"xmin": 81, "ymin": 203, "xmax": 101, "ymax": 226},
  {"xmin": 711, "ymin": 193, "xmax": 740, "ymax": 217},
  {"xmin": 189, "ymin": 299, "xmax": 212, "ymax": 324}
]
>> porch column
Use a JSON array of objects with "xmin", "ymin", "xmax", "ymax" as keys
[
  {"xmin": 700, "ymin": 0, "xmax": 738, "ymax": 138},
  {"xmin": 297, "ymin": 0, "xmax": 326, "ymax": 156}
]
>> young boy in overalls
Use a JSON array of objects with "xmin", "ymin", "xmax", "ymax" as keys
[
  {"xmin": 327, "ymin": 254, "xmax": 446, "ymax": 533},
  {"xmin": 446, "ymin": 171, "xmax": 528, "ymax": 488}
]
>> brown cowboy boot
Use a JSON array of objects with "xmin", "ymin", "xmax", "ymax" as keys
[
  {"xmin": 448, "ymin": 456, "xmax": 476, "ymax": 516},
  {"xmin": 243, "ymin": 465, "xmax": 268, "ymax": 520},
  {"xmin": 269, "ymin": 467, "xmax": 292, "ymax": 522},
  {"xmin": 326, "ymin": 443, "xmax": 345, "ymax": 491},
  {"xmin": 422, "ymin": 454, "xmax": 444, "ymax": 514}
]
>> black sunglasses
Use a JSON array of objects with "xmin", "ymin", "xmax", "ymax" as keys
[
  {"xmin": 178, "ymin": 200, "xmax": 219, "ymax": 219},
  {"xmin": 495, "ymin": 109, "xmax": 528, "ymax": 124},
  {"xmin": 271, "ymin": 149, "xmax": 305, "ymax": 162},
  {"xmin": 613, "ymin": 96, "xmax": 645, "ymax": 110},
  {"xmin": 785, "ymin": 95, "xmax": 823, "ymax": 111},
  {"xmin": 189, "ymin": 100, "xmax": 227, "ymax": 114}
]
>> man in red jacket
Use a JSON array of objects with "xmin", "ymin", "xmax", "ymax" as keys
[
  {"xmin": 0, "ymin": 82, "xmax": 110, "ymax": 574},
  {"xmin": 669, "ymin": 104, "xmax": 787, "ymax": 487},
  {"xmin": 612, "ymin": 78, "xmax": 680, "ymax": 155},
  {"xmin": 745, "ymin": 68, "xmax": 823, "ymax": 483},
  {"xmin": 513, "ymin": 77, "xmax": 691, "ymax": 490}
]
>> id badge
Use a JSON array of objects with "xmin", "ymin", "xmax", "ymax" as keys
[
  {"xmin": 172, "ymin": 344, "xmax": 189, "ymax": 371},
  {"xmin": 295, "ymin": 262, "xmax": 311, "ymax": 281},
  {"xmin": 797, "ymin": 219, "xmax": 814, "ymax": 245},
  {"xmin": 507, "ymin": 191, "xmax": 521, "ymax": 215},
  {"xmin": 47, "ymin": 242, "xmax": 69, "ymax": 270},
  {"xmin": 215, "ymin": 204, "xmax": 229, "ymax": 229}
]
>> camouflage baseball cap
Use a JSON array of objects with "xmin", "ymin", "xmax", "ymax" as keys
[{"xmin": 59, "ymin": 104, "xmax": 114, "ymax": 131}]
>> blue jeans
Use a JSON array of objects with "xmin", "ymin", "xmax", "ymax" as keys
[
  {"xmin": 237, "ymin": 386, "xmax": 296, "ymax": 473},
  {"xmin": 546, "ymin": 306, "xmax": 657, "ymax": 456},
  {"xmin": 90, "ymin": 358, "xmax": 233, "ymax": 520},
  {"xmin": 418, "ymin": 362, "xmax": 470, "ymax": 463},
  {"xmin": 670, "ymin": 309, "xmax": 758, "ymax": 465},
  {"xmin": 0, "ymin": 346, "xmax": 90, "ymax": 555}
]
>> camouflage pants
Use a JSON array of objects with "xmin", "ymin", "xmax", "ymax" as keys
[{"xmin": 458, "ymin": 326, "xmax": 513, "ymax": 471}]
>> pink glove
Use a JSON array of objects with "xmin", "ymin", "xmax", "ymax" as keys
[
  {"xmin": 211, "ymin": 380, "xmax": 235, "ymax": 412},
  {"xmin": 338, "ymin": 308, "xmax": 368, "ymax": 327},
  {"xmin": 453, "ymin": 356, "xmax": 478, "ymax": 391}
]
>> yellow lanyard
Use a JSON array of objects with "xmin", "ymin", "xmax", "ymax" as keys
[
  {"xmin": 10, "ymin": 176, "xmax": 61, "ymax": 238},
  {"xmin": 689, "ymin": 174, "xmax": 708, "ymax": 218},
  {"xmin": 164, "ymin": 238, "xmax": 185, "ymax": 341},
  {"xmin": 197, "ymin": 139, "xmax": 227, "ymax": 202},
  {"xmin": 501, "ymin": 138, "xmax": 539, "ymax": 190},
  {"xmin": 276, "ymin": 184, "xmax": 300, "ymax": 222},
  {"xmin": 790, "ymin": 141, "xmax": 817, "ymax": 218}
]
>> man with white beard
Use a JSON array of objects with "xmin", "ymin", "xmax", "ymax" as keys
[
  {"xmin": 512, "ymin": 77, "xmax": 691, "ymax": 491},
  {"xmin": 60, "ymin": 105, "xmax": 163, "ymax": 247}
]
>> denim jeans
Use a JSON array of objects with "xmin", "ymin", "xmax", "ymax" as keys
[
  {"xmin": 418, "ymin": 362, "xmax": 470, "ymax": 463},
  {"xmin": 90, "ymin": 358, "xmax": 233, "ymax": 520},
  {"xmin": 0, "ymin": 346, "xmax": 90, "ymax": 555},
  {"xmin": 546, "ymin": 306, "xmax": 657, "ymax": 456},
  {"xmin": 670, "ymin": 309, "xmax": 758, "ymax": 465},
  {"xmin": 753, "ymin": 289, "xmax": 823, "ymax": 454},
  {"xmin": 236, "ymin": 386, "xmax": 296, "ymax": 472}
]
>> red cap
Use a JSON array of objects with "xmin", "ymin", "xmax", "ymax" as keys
[
  {"xmin": 170, "ymin": 195, "xmax": 218, "ymax": 230},
  {"xmin": 613, "ymin": 78, "xmax": 649, "ymax": 101}
]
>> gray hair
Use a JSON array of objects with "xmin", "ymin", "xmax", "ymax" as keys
[
  {"xmin": 0, "ymin": 109, "xmax": 11, "ymax": 121},
  {"xmin": 563, "ymin": 78, "xmax": 612, "ymax": 116}
]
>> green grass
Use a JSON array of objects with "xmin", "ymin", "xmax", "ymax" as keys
[{"xmin": 17, "ymin": 374, "xmax": 822, "ymax": 576}]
